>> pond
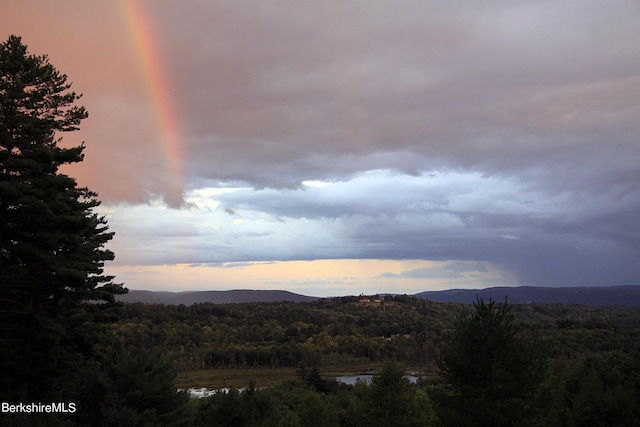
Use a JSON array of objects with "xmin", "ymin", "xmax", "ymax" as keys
[
  {"xmin": 182, "ymin": 374, "xmax": 422, "ymax": 398},
  {"xmin": 335, "ymin": 375, "xmax": 420, "ymax": 385}
]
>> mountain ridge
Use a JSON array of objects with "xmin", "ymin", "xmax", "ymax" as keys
[
  {"xmin": 116, "ymin": 289, "xmax": 317, "ymax": 305},
  {"xmin": 415, "ymin": 285, "xmax": 640, "ymax": 307},
  {"xmin": 116, "ymin": 285, "xmax": 640, "ymax": 307}
]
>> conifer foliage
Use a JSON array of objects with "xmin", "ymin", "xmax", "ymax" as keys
[
  {"xmin": 0, "ymin": 35, "xmax": 126, "ymax": 402},
  {"xmin": 436, "ymin": 298, "xmax": 545, "ymax": 426}
]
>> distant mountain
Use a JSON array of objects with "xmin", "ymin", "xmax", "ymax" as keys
[
  {"xmin": 116, "ymin": 286, "xmax": 640, "ymax": 307},
  {"xmin": 413, "ymin": 285, "xmax": 640, "ymax": 307},
  {"xmin": 116, "ymin": 289, "xmax": 317, "ymax": 305}
]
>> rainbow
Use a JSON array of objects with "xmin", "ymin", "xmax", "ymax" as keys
[{"xmin": 119, "ymin": 0, "xmax": 184, "ymax": 203}]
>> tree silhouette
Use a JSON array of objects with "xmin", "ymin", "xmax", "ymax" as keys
[
  {"xmin": 0, "ymin": 35, "xmax": 126, "ymax": 403},
  {"xmin": 436, "ymin": 297, "xmax": 545, "ymax": 426}
]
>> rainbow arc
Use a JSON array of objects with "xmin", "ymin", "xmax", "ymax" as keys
[{"xmin": 119, "ymin": 0, "xmax": 184, "ymax": 202}]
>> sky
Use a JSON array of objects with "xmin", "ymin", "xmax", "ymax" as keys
[{"xmin": 2, "ymin": 0, "xmax": 639, "ymax": 296}]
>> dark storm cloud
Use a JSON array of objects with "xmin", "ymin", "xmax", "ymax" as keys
[
  {"xmin": 3, "ymin": 1, "xmax": 639, "ymax": 288},
  {"xmin": 381, "ymin": 262, "xmax": 488, "ymax": 280},
  {"xmin": 191, "ymin": 164, "xmax": 638, "ymax": 286},
  {"xmin": 154, "ymin": 2, "xmax": 640, "ymax": 189}
]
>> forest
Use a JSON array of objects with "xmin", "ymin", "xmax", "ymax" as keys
[
  {"xmin": 100, "ymin": 295, "xmax": 640, "ymax": 426},
  {"xmin": 5, "ymin": 293, "xmax": 640, "ymax": 425},
  {"xmin": 113, "ymin": 295, "xmax": 640, "ymax": 373}
]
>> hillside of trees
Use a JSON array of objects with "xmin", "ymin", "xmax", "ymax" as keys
[
  {"xmin": 415, "ymin": 285, "xmax": 640, "ymax": 307},
  {"xmin": 106, "ymin": 296, "xmax": 640, "ymax": 426},
  {"xmin": 113, "ymin": 295, "xmax": 640, "ymax": 372},
  {"xmin": 116, "ymin": 289, "xmax": 317, "ymax": 305},
  {"xmin": 115, "ymin": 296, "xmax": 455, "ymax": 371}
]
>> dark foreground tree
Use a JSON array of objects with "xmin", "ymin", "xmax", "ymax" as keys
[
  {"xmin": 0, "ymin": 35, "xmax": 126, "ymax": 404},
  {"xmin": 97, "ymin": 346, "xmax": 192, "ymax": 426},
  {"xmin": 363, "ymin": 361, "xmax": 437, "ymax": 426},
  {"xmin": 434, "ymin": 298, "xmax": 545, "ymax": 426}
]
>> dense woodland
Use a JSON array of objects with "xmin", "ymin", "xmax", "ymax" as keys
[
  {"xmin": 115, "ymin": 295, "xmax": 454, "ymax": 371},
  {"xmin": 114, "ymin": 295, "xmax": 640, "ymax": 372},
  {"xmin": 5, "ymin": 294, "xmax": 640, "ymax": 425},
  {"xmin": 99, "ymin": 295, "xmax": 640, "ymax": 426}
]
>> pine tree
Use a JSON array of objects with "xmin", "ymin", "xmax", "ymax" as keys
[
  {"xmin": 0, "ymin": 35, "xmax": 126, "ymax": 402},
  {"xmin": 435, "ymin": 298, "xmax": 545, "ymax": 426}
]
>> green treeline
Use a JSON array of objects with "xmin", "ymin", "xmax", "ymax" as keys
[
  {"xmin": 115, "ymin": 296, "xmax": 454, "ymax": 370},
  {"xmin": 113, "ymin": 295, "xmax": 640, "ymax": 373},
  {"xmin": 112, "ymin": 296, "xmax": 640, "ymax": 426}
]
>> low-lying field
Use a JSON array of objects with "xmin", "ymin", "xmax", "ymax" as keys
[
  {"xmin": 176, "ymin": 367, "xmax": 299, "ymax": 389},
  {"xmin": 176, "ymin": 364, "xmax": 438, "ymax": 389}
]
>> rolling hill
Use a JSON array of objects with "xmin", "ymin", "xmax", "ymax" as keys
[
  {"xmin": 115, "ymin": 285, "xmax": 640, "ymax": 307},
  {"xmin": 116, "ymin": 289, "xmax": 317, "ymax": 305},
  {"xmin": 413, "ymin": 285, "xmax": 640, "ymax": 307}
]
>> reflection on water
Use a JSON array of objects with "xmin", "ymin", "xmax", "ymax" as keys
[
  {"xmin": 335, "ymin": 375, "xmax": 419, "ymax": 385},
  {"xmin": 182, "ymin": 375, "xmax": 422, "ymax": 398},
  {"xmin": 181, "ymin": 387, "xmax": 246, "ymax": 398}
]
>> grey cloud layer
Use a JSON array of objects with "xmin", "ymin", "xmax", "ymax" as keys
[
  {"xmin": 92, "ymin": 1, "xmax": 640, "ymax": 287},
  {"xmin": 203, "ymin": 170, "xmax": 639, "ymax": 286},
  {"xmin": 5, "ymin": 1, "xmax": 638, "ymax": 288},
  {"xmin": 104, "ymin": 164, "xmax": 640, "ymax": 287},
  {"xmin": 159, "ymin": 2, "xmax": 640, "ymax": 192}
]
